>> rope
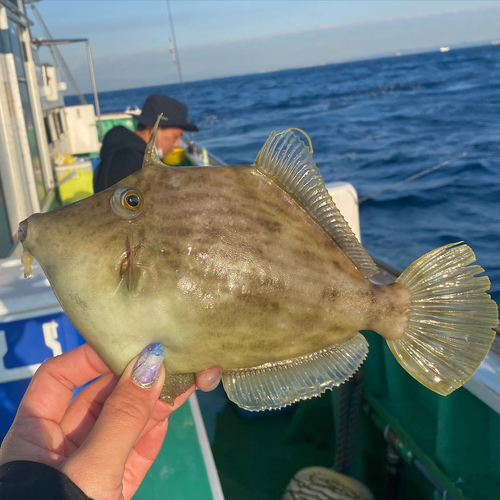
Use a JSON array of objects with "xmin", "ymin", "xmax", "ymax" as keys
[
  {"xmin": 333, "ymin": 369, "xmax": 365, "ymax": 475},
  {"xmin": 30, "ymin": 2, "xmax": 87, "ymax": 105},
  {"xmin": 333, "ymin": 381, "xmax": 350, "ymax": 473}
]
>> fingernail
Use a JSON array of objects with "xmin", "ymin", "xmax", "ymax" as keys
[
  {"xmin": 209, "ymin": 374, "xmax": 221, "ymax": 391},
  {"xmin": 157, "ymin": 418, "xmax": 168, "ymax": 428},
  {"xmin": 132, "ymin": 343, "xmax": 164, "ymax": 389}
]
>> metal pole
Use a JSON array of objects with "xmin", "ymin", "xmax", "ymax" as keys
[
  {"xmin": 30, "ymin": 2, "xmax": 87, "ymax": 105},
  {"xmin": 86, "ymin": 41, "xmax": 103, "ymax": 141}
]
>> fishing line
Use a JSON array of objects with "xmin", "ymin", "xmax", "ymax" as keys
[{"xmin": 359, "ymin": 152, "xmax": 467, "ymax": 203}]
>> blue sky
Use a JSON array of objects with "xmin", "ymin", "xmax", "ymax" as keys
[{"xmin": 29, "ymin": 1, "xmax": 500, "ymax": 92}]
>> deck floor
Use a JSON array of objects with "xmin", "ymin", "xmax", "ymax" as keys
[{"xmin": 197, "ymin": 385, "xmax": 337, "ymax": 500}]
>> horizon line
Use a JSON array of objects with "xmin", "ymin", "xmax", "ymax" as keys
[{"xmin": 65, "ymin": 41, "xmax": 498, "ymax": 98}]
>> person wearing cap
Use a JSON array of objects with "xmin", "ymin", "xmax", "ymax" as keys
[{"xmin": 93, "ymin": 95, "xmax": 198, "ymax": 193}]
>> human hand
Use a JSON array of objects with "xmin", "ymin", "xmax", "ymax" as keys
[{"xmin": 0, "ymin": 343, "xmax": 221, "ymax": 500}]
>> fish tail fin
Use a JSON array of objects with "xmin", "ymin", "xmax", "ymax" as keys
[{"xmin": 388, "ymin": 242, "xmax": 498, "ymax": 396}]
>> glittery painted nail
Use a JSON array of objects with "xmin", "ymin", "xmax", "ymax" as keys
[{"xmin": 132, "ymin": 343, "xmax": 164, "ymax": 389}]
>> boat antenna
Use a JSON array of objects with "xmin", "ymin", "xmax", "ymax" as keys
[
  {"xmin": 166, "ymin": 0, "xmax": 188, "ymax": 106},
  {"xmin": 359, "ymin": 152, "xmax": 467, "ymax": 203},
  {"xmin": 28, "ymin": 1, "xmax": 87, "ymax": 105}
]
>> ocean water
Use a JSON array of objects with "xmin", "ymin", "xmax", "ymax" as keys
[{"xmin": 68, "ymin": 44, "xmax": 500, "ymax": 303}]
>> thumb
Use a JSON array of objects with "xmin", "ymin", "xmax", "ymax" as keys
[{"xmin": 61, "ymin": 343, "xmax": 165, "ymax": 496}]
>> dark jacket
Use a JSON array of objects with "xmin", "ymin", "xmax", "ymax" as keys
[
  {"xmin": 93, "ymin": 126, "xmax": 146, "ymax": 193},
  {"xmin": 0, "ymin": 461, "xmax": 91, "ymax": 499}
]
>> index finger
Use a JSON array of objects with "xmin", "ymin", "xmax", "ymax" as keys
[{"xmin": 18, "ymin": 343, "xmax": 110, "ymax": 423}]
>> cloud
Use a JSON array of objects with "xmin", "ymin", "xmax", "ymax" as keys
[
  {"xmin": 179, "ymin": 4, "xmax": 500, "ymax": 50},
  {"xmin": 63, "ymin": 6, "xmax": 500, "ymax": 92},
  {"xmin": 318, "ymin": 4, "xmax": 500, "ymax": 31}
]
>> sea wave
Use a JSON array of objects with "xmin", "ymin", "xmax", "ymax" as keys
[{"xmin": 67, "ymin": 44, "xmax": 500, "ymax": 302}]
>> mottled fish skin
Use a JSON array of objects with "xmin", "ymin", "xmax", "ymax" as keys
[
  {"xmin": 20, "ymin": 123, "xmax": 498, "ymax": 407},
  {"xmin": 22, "ymin": 164, "xmax": 410, "ymax": 376}
]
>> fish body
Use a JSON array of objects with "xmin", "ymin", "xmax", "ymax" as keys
[{"xmin": 19, "ymin": 120, "xmax": 498, "ymax": 410}]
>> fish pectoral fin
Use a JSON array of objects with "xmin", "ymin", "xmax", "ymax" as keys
[
  {"xmin": 160, "ymin": 373, "xmax": 196, "ymax": 405},
  {"xmin": 222, "ymin": 333, "xmax": 368, "ymax": 412},
  {"xmin": 255, "ymin": 129, "xmax": 378, "ymax": 278},
  {"xmin": 120, "ymin": 241, "xmax": 143, "ymax": 294}
]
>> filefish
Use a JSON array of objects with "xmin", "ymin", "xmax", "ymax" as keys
[{"xmin": 18, "ymin": 117, "xmax": 498, "ymax": 410}]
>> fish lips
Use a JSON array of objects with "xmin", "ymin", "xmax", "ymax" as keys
[
  {"xmin": 17, "ymin": 213, "xmax": 44, "ymax": 257},
  {"xmin": 18, "ymin": 218, "xmax": 28, "ymax": 243}
]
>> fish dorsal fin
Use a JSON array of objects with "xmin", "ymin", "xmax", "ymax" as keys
[
  {"xmin": 143, "ymin": 114, "xmax": 171, "ymax": 169},
  {"xmin": 255, "ymin": 129, "xmax": 378, "ymax": 278},
  {"xmin": 222, "ymin": 333, "xmax": 368, "ymax": 411}
]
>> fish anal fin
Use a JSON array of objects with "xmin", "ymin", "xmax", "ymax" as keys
[
  {"xmin": 160, "ymin": 373, "xmax": 195, "ymax": 405},
  {"xmin": 222, "ymin": 333, "xmax": 368, "ymax": 411},
  {"xmin": 255, "ymin": 129, "xmax": 378, "ymax": 278}
]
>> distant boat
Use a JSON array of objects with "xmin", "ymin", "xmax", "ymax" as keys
[
  {"xmin": 492, "ymin": 40, "xmax": 500, "ymax": 46},
  {"xmin": 440, "ymin": 46, "xmax": 450, "ymax": 53}
]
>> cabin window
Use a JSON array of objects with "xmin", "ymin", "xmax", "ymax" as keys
[
  {"xmin": 56, "ymin": 111, "xmax": 65, "ymax": 135},
  {"xmin": 7, "ymin": 19, "xmax": 25, "ymax": 79},
  {"xmin": 18, "ymin": 81, "xmax": 46, "ymax": 203},
  {"xmin": 44, "ymin": 116, "xmax": 53, "ymax": 145},
  {"xmin": 60, "ymin": 110, "xmax": 67, "ymax": 133},
  {"xmin": 48, "ymin": 113, "xmax": 58, "ymax": 140},
  {"xmin": 7, "ymin": 19, "xmax": 47, "ymax": 205},
  {"xmin": 0, "ymin": 177, "xmax": 12, "ymax": 258},
  {"xmin": 54, "ymin": 111, "xmax": 63, "ymax": 136}
]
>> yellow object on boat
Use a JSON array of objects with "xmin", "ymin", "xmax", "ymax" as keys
[
  {"xmin": 55, "ymin": 162, "xmax": 94, "ymax": 205},
  {"xmin": 164, "ymin": 147, "xmax": 185, "ymax": 165},
  {"xmin": 53, "ymin": 152, "xmax": 76, "ymax": 166}
]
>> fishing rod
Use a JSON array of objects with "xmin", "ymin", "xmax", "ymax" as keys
[
  {"xmin": 166, "ymin": 0, "xmax": 188, "ymax": 106},
  {"xmin": 359, "ymin": 152, "xmax": 467, "ymax": 203}
]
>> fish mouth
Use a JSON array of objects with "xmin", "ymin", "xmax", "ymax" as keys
[
  {"xmin": 17, "ymin": 216, "xmax": 37, "ymax": 256},
  {"xmin": 16, "ymin": 214, "xmax": 52, "ymax": 278},
  {"xmin": 18, "ymin": 218, "xmax": 34, "ymax": 279},
  {"xmin": 18, "ymin": 219, "xmax": 28, "ymax": 243},
  {"xmin": 17, "ymin": 215, "xmax": 40, "ymax": 252}
]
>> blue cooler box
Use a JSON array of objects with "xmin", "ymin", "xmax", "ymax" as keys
[{"xmin": 0, "ymin": 257, "xmax": 85, "ymax": 439}]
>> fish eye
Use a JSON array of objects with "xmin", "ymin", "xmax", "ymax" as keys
[
  {"xmin": 123, "ymin": 191, "xmax": 142, "ymax": 210},
  {"xmin": 111, "ymin": 187, "xmax": 144, "ymax": 219}
]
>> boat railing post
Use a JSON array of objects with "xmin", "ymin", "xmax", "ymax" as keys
[{"xmin": 85, "ymin": 40, "xmax": 103, "ymax": 142}]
